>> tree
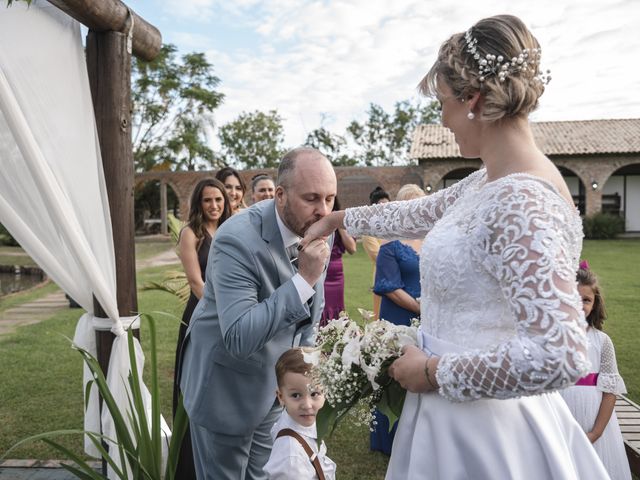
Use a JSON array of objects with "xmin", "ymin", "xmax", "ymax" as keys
[
  {"xmin": 132, "ymin": 44, "xmax": 224, "ymax": 172},
  {"xmin": 347, "ymin": 99, "xmax": 440, "ymax": 166},
  {"xmin": 305, "ymin": 127, "xmax": 356, "ymax": 166},
  {"xmin": 218, "ymin": 110, "xmax": 286, "ymax": 169}
]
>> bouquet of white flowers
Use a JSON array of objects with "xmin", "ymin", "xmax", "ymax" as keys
[{"xmin": 303, "ymin": 310, "xmax": 418, "ymax": 443}]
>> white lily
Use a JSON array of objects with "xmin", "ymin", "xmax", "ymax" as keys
[
  {"xmin": 341, "ymin": 336, "xmax": 361, "ymax": 368},
  {"xmin": 302, "ymin": 348, "xmax": 321, "ymax": 366}
]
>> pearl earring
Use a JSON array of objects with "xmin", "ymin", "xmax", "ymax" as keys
[{"xmin": 467, "ymin": 112, "xmax": 475, "ymax": 120}]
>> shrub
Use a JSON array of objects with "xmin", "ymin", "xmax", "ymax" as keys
[
  {"xmin": 582, "ymin": 213, "xmax": 625, "ymax": 240},
  {"xmin": 0, "ymin": 223, "xmax": 19, "ymax": 246}
]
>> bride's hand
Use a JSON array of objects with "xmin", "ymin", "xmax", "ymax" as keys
[
  {"xmin": 389, "ymin": 345, "xmax": 438, "ymax": 393},
  {"xmin": 301, "ymin": 211, "xmax": 345, "ymax": 248}
]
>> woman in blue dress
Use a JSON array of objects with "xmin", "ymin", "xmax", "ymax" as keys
[{"xmin": 370, "ymin": 184, "xmax": 425, "ymax": 455}]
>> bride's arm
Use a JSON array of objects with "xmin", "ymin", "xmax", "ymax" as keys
[
  {"xmin": 345, "ymin": 170, "xmax": 483, "ymax": 240},
  {"xmin": 304, "ymin": 170, "xmax": 484, "ymax": 243},
  {"xmin": 435, "ymin": 181, "xmax": 589, "ymax": 401}
]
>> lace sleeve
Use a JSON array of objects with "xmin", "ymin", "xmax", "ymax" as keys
[
  {"xmin": 344, "ymin": 170, "xmax": 484, "ymax": 240},
  {"xmin": 597, "ymin": 333, "xmax": 627, "ymax": 395},
  {"xmin": 436, "ymin": 179, "xmax": 590, "ymax": 402}
]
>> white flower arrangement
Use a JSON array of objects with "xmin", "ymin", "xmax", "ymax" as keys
[{"xmin": 303, "ymin": 310, "xmax": 419, "ymax": 442}]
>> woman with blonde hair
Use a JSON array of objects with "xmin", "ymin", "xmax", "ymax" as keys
[{"xmin": 304, "ymin": 14, "xmax": 608, "ymax": 478}]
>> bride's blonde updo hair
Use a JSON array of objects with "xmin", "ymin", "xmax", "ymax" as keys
[{"xmin": 420, "ymin": 15, "xmax": 547, "ymax": 122}]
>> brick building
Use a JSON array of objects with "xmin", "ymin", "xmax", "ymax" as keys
[
  {"xmin": 411, "ymin": 118, "xmax": 640, "ymax": 232},
  {"xmin": 135, "ymin": 118, "xmax": 640, "ymax": 234}
]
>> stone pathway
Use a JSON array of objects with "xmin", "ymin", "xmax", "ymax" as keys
[
  {"xmin": 0, "ymin": 460, "xmax": 101, "ymax": 479},
  {"xmin": 135, "ymin": 247, "xmax": 179, "ymax": 269},
  {"xmin": 0, "ymin": 291, "xmax": 68, "ymax": 336}
]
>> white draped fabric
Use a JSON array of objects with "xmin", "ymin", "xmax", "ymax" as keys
[{"xmin": 0, "ymin": 1, "xmax": 168, "ymax": 475}]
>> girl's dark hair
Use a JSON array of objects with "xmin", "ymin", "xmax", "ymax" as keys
[
  {"xmin": 369, "ymin": 186, "xmax": 390, "ymax": 205},
  {"xmin": 216, "ymin": 167, "xmax": 247, "ymax": 193},
  {"xmin": 186, "ymin": 178, "xmax": 232, "ymax": 246},
  {"xmin": 576, "ymin": 268, "xmax": 607, "ymax": 330}
]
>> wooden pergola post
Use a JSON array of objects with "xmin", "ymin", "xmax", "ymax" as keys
[{"xmin": 85, "ymin": 29, "xmax": 138, "ymax": 363}]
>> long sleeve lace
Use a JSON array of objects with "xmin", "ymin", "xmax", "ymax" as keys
[
  {"xmin": 436, "ymin": 179, "xmax": 590, "ymax": 401},
  {"xmin": 597, "ymin": 333, "xmax": 627, "ymax": 395},
  {"xmin": 344, "ymin": 170, "xmax": 484, "ymax": 240}
]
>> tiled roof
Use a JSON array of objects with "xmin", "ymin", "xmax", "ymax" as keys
[{"xmin": 410, "ymin": 118, "xmax": 640, "ymax": 159}]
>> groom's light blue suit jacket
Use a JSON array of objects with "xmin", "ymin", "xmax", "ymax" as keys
[{"xmin": 180, "ymin": 199, "xmax": 327, "ymax": 436}]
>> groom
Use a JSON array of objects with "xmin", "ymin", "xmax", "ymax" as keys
[{"xmin": 180, "ymin": 147, "xmax": 336, "ymax": 479}]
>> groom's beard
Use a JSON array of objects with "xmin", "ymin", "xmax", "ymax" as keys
[{"xmin": 281, "ymin": 203, "xmax": 319, "ymax": 238}]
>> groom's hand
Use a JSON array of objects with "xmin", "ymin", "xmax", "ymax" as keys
[
  {"xmin": 389, "ymin": 345, "xmax": 434, "ymax": 393},
  {"xmin": 298, "ymin": 238, "xmax": 331, "ymax": 286}
]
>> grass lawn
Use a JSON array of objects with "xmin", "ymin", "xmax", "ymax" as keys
[
  {"xmin": 0, "ymin": 239, "xmax": 638, "ymax": 479},
  {"xmin": 0, "ymin": 246, "xmax": 36, "ymax": 267}
]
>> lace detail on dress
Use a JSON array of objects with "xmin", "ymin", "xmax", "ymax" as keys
[
  {"xmin": 344, "ymin": 170, "xmax": 484, "ymax": 240},
  {"xmin": 432, "ymin": 175, "xmax": 590, "ymax": 401},
  {"xmin": 597, "ymin": 332, "xmax": 627, "ymax": 395}
]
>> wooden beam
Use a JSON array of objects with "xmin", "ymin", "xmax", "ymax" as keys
[
  {"xmin": 47, "ymin": 0, "xmax": 161, "ymax": 61},
  {"xmin": 86, "ymin": 29, "xmax": 138, "ymax": 369}
]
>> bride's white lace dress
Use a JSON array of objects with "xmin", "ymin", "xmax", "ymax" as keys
[{"xmin": 344, "ymin": 169, "xmax": 610, "ymax": 479}]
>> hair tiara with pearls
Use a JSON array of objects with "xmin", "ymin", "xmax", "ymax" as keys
[{"xmin": 464, "ymin": 28, "xmax": 551, "ymax": 85}]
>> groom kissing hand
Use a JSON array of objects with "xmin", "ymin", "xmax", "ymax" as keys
[{"xmin": 180, "ymin": 147, "xmax": 336, "ymax": 480}]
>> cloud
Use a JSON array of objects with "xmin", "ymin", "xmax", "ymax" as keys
[
  {"xmin": 135, "ymin": 0, "xmax": 640, "ymax": 146},
  {"xmin": 159, "ymin": 0, "xmax": 217, "ymax": 22}
]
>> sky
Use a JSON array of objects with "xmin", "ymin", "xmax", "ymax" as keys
[{"xmin": 127, "ymin": 0, "xmax": 640, "ymax": 148}]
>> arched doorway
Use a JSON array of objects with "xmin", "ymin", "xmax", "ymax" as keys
[
  {"xmin": 603, "ymin": 164, "xmax": 640, "ymax": 232},
  {"xmin": 134, "ymin": 180, "xmax": 179, "ymax": 235},
  {"xmin": 558, "ymin": 167, "xmax": 586, "ymax": 215}
]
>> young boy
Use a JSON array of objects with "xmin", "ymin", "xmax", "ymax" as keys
[{"xmin": 263, "ymin": 348, "xmax": 336, "ymax": 480}]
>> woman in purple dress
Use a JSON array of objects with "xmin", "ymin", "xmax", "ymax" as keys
[{"xmin": 321, "ymin": 197, "xmax": 356, "ymax": 325}]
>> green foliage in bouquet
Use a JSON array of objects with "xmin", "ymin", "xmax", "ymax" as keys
[
  {"xmin": 2, "ymin": 314, "xmax": 188, "ymax": 480},
  {"xmin": 0, "ymin": 222, "xmax": 19, "ymax": 246}
]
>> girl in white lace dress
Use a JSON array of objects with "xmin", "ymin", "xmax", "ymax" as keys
[
  {"xmin": 560, "ymin": 264, "xmax": 631, "ymax": 480},
  {"xmin": 303, "ymin": 14, "xmax": 609, "ymax": 480}
]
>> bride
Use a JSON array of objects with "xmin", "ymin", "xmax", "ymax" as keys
[{"xmin": 303, "ymin": 14, "xmax": 610, "ymax": 480}]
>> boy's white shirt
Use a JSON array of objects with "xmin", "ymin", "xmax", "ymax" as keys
[{"xmin": 263, "ymin": 410, "xmax": 336, "ymax": 480}]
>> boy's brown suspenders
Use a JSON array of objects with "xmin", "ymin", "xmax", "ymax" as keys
[{"xmin": 276, "ymin": 428, "xmax": 326, "ymax": 480}]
